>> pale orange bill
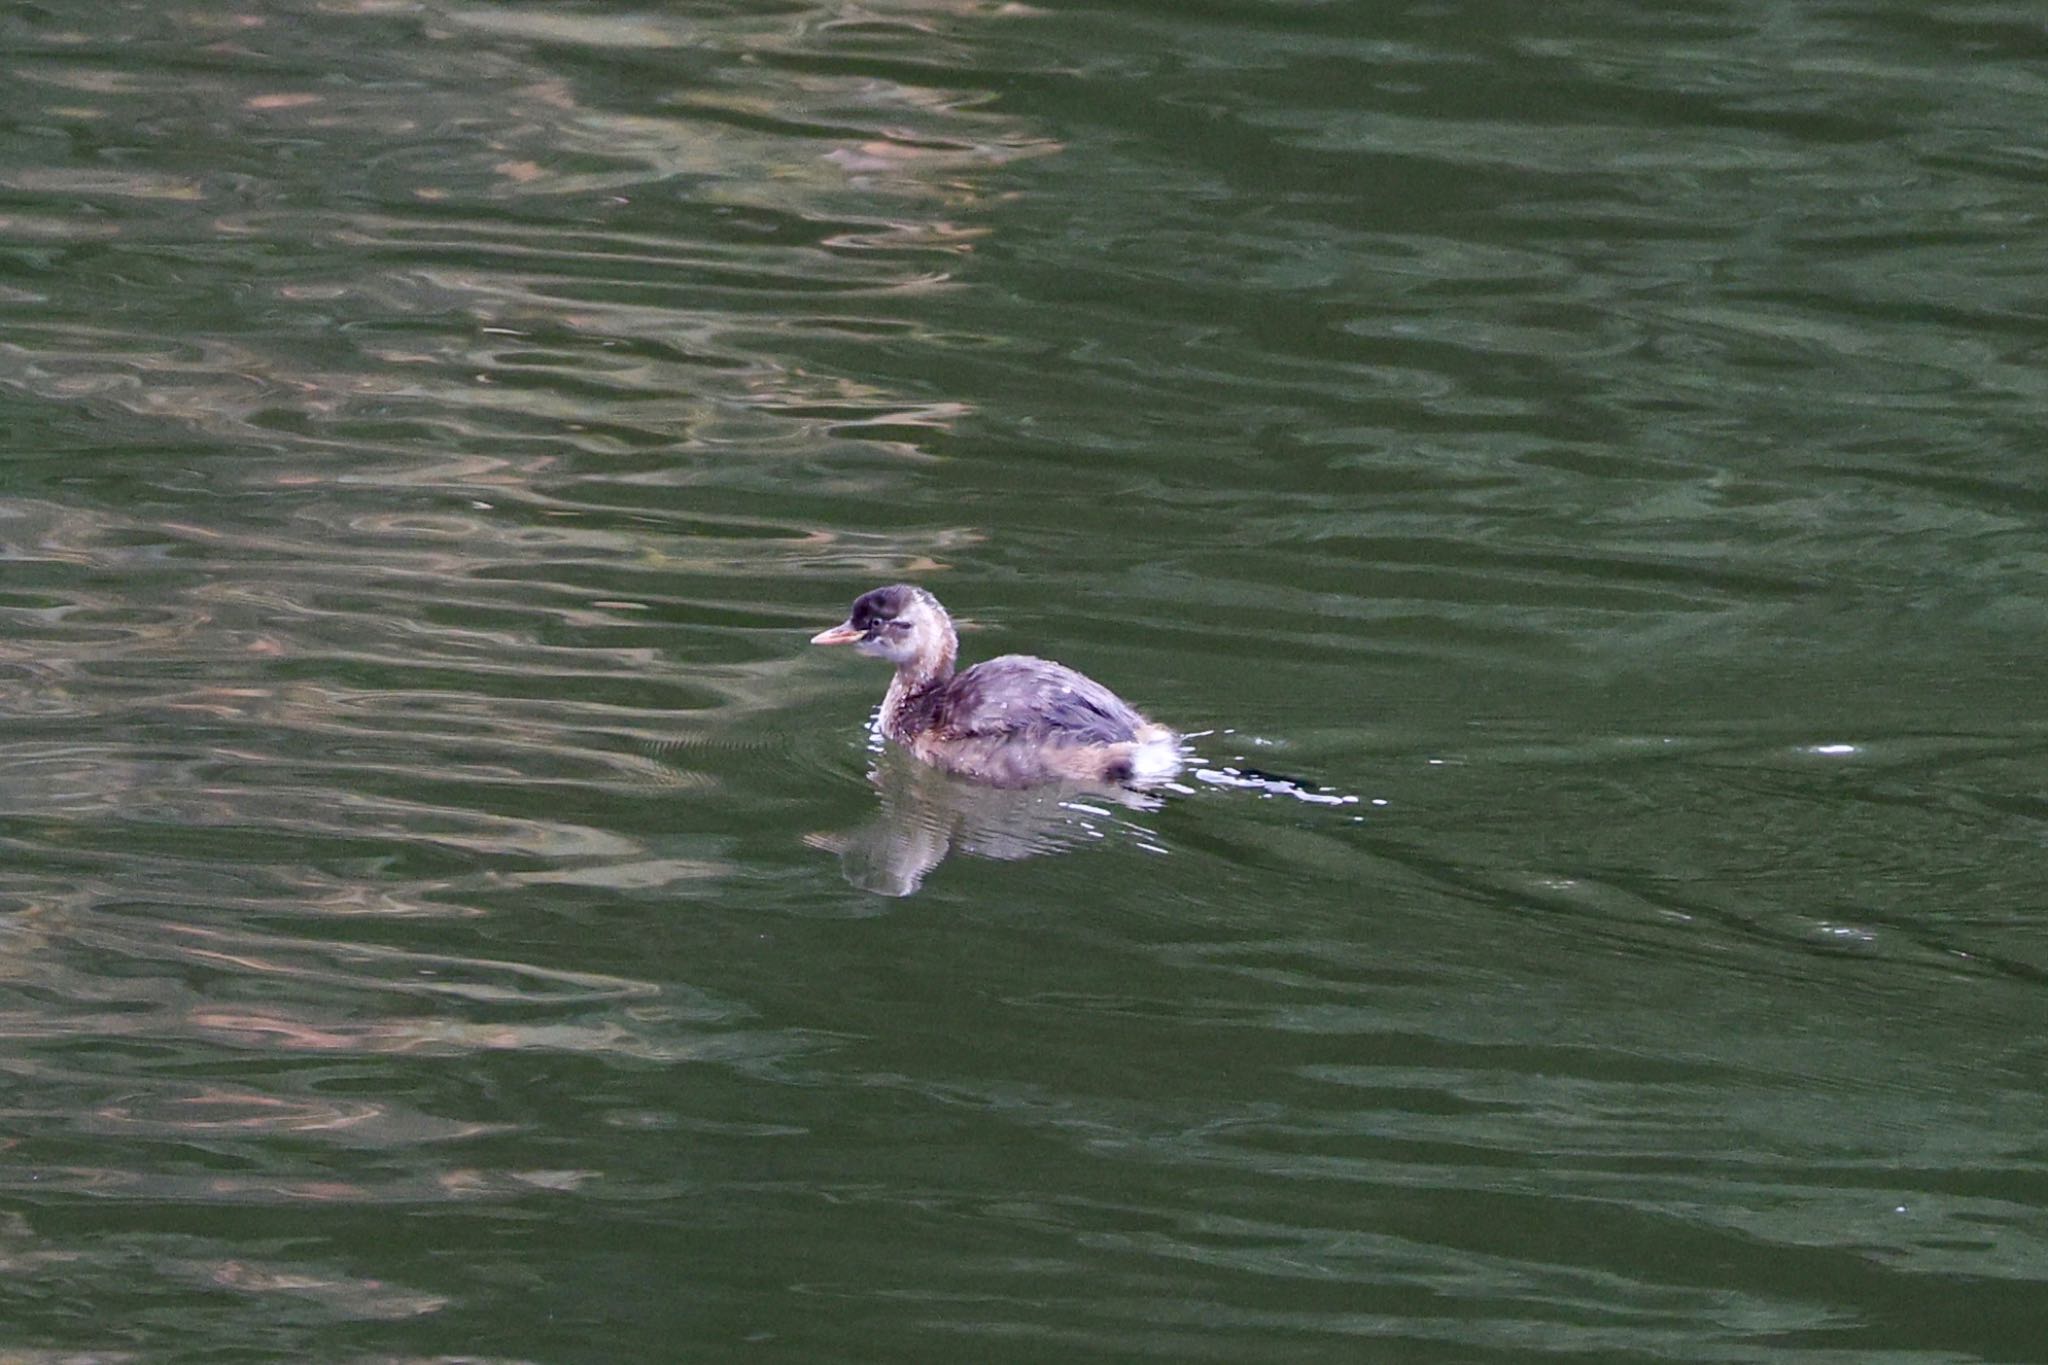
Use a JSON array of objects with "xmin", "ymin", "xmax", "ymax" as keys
[{"xmin": 810, "ymin": 623, "xmax": 862, "ymax": 646}]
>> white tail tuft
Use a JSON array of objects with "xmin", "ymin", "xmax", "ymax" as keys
[{"xmin": 1127, "ymin": 732, "xmax": 1185, "ymax": 784}]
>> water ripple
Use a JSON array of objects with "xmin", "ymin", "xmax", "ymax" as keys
[{"xmin": 0, "ymin": 0, "xmax": 2044, "ymax": 1357}]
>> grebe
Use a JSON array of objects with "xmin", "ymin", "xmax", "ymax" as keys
[{"xmin": 810, "ymin": 584, "xmax": 1182, "ymax": 788}]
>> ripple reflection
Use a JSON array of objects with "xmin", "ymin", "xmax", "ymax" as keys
[{"xmin": 808, "ymin": 745, "xmax": 1169, "ymax": 897}]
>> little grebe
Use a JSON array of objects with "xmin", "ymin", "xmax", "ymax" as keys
[{"xmin": 811, "ymin": 584, "xmax": 1181, "ymax": 788}]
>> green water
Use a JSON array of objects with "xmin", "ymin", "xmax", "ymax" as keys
[{"xmin": 0, "ymin": 0, "xmax": 2043, "ymax": 1358}]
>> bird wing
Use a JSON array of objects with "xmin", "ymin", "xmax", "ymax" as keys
[{"xmin": 929, "ymin": 655, "xmax": 1148, "ymax": 746}]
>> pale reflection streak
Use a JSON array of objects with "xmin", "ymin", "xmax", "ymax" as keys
[
  {"xmin": 136, "ymin": 920, "xmax": 660, "ymax": 1005},
  {"xmin": 78, "ymin": 916, "xmax": 821, "ymax": 1064},
  {"xmin": 0, "ymin": 735, "xmax": 663, "ymax": 865},
  {"xmin": 89, "ymin": 1087, "xmax": 494, "ymax": 1144},
  {"xmin": 0, "ymin": 1209, "xmax": 447, "ymax": 1330},
  {"xmin": 0, "ymin": 1163, "xmax": 594, "ymax": 1208},
  {"xmin": 0, "ymin": 915, "xmax": 687, "ymax": 1060},
  {"xmin": 172, "ymin": 1256, "xmax": 448, "ymax": 1322}
]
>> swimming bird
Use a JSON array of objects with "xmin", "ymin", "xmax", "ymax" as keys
[{"xmin": 810, "ymin": 584, "xmax": 1181, "ymax": 788}]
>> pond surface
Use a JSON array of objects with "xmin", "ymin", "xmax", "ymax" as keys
[{"xmin": 1, "ymin": 0, "xmax": 2045, "ymax": 1358}]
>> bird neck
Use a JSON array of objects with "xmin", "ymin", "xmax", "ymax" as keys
[{"xmin": 880, "ymin": 630, "xmax": 956, "ymax": 738}]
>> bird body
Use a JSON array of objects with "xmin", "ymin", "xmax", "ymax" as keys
[{"xmin": 812, "ymin": 585, "xmax": 1180, "ymax": 788}]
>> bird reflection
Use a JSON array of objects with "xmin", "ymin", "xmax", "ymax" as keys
[{"xmin": 809, "ymin": 745, "xmax": 1168, "ymax": 897}]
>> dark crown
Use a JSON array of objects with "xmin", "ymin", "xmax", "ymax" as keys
[{"xmin": 849, "ymin": 584, "xmax": 923, "ymax": 631}]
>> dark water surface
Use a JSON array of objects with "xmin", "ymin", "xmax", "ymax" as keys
[{"xmin": 2, "ymin": 0, "xmax": 2045, "ymax": 1358}]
